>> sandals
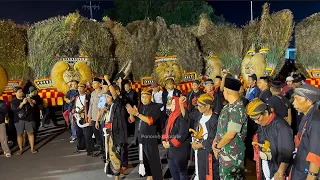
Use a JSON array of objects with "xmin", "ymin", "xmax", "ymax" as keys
[
  {"xmin": 16, "ymin": 151, "xmax": 23, "ymax": 156},
  {"xmin": 31, "ymin": 150, "xmax": 38, "ymax": 154}
]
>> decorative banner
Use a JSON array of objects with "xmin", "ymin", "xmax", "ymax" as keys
[
  {"xmin": 182, "ymin": 72, "xmax": 197, "ymax": 82},
  {"xmin": 60, "ymin": 56, "xmax": 89, "ymax": 65},
  {"xmin": 4, "ymin": 80, "xmax": 23, "ymax": 92},
  {"xmin": 308, "ymin": 70, "xmax": 320, "ymax": 79},
  {"xmin": 141, "ymin": 76, "xmax": 154, "ymax": 86},
  {"xmin": 34, "ymin": 78, "xmax": 54, "ymax": 89},
  {"xmin": 305, "ymin": 78, "xmax": 320, "ymax": 88},
  {"xmin": 155, "ymin": 55, "xmax": 177, "ymax": 65}
]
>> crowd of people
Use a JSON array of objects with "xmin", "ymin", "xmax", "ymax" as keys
[{"xmin": 0, "ymin": 71, "xmax": 319, "ymax": 180}]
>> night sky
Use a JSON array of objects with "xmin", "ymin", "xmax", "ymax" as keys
[
  {"xmin": 1, "ymin": 1, "xmax": 320, "ymax": 47},
  {"xmin": 1, "ymin": 1, "xmax": 320, "ymax": 26}
]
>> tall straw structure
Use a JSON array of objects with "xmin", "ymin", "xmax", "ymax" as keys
[{"xmin": 295, "ymin": 12, "xmax": 320, "ymax": 76}]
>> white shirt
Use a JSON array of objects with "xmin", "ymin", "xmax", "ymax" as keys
[
  {"xmin": 75, "ymin": 95, "xmax": 86, "ymax": 111},
  {"xmin": 199, "ymin": 114, "xmax": 210, "ymax": 140},
  {"xmin": 194, "ymin": 114, "xmax": 211, "ymax": 180},
  {"xmin": 166, "ymin": 90, "xmax": 174, "ymax": 110},
  {"xmin": 152, "ymin": 90, "xmax": 163, "ymax": 104}
]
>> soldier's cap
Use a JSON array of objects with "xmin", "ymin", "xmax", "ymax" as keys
[
  {"xmin": 270, "ymin": 80, "xmax": 282, "ymax": 89},
  {"xmin": 246, "ymin": 98, "xmax": 267, "ymax": 117},
  {"xmin": 294, "ymin": 84, "xmax": 320, "ymax": 104},
  {"xmin": 249, "ymin": 74, "xmax": 257, "ymax": 81},
  {"xmin": 192, "ymin": 80, "xmax": 201, "ymax": 84},
  {"xmin": 78, "ymin": 82, "xmax": 86, "ymax": 88},
  {"xmin": 93, "ymin": 77, "xmax": 102, "ymax": 83},
  {"xmin": 215, "ymin": 76, "xmax": 222, "ymax": 80},
  {"xmin": 224, "ymin": 77, "xmax": 242, "ymax": 91},
  {"xmin": 260, "ymin": 76, "xmax": 271, "ymax": 82},
  {"xmin": 197, "ymin": 94, "xmax": 214, "ymax": 106},
  {"xmin": 141, "ymin": 88, "xmax": 152, "ymax": 95},
  {"xmin": 204, "ymin": 79, "xmax": 214, "ymax": 85}
]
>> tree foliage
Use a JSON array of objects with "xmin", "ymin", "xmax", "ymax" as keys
[{"xmin": 105, "ymin": 0, "xmax": 215, "ymax": 26}]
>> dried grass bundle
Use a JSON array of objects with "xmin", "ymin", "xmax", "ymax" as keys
[
  {"xmin": 164, "ymin": 24, "xmax": 203, "ymax": 74},
  {"xmin": 242, "ymin": 19, "xmax": 260, "ymax": 57},
  {"xmin": 197, "ymin": 15, "xmax": 243, "ymax": 75},
  {"xmin": 295, "ymin": 12, "xmax": 320, "ymax": 75},
  {"xmin": 0, "ymin": 20, "xmax": 28, "ymax": 80},
  {"xmin": 258, "ymin": 3, "xmax": 294, "ymax": 77},
  {"xmin": 126, "ymin": 19, "xmax": 162, "ymax": 80},
  {"xmin": 28, "ymin": 12, "xmax": 113, "ymax": 79}
]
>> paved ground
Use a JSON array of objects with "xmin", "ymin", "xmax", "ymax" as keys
[{"xmin": 0, "ymin": 118, "xmax": 257, "ymax": 180}]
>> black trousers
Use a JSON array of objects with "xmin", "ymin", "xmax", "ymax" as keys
[
  {"xmin": 91, "ymin": 120, "xmax": 103, "ymax": 151},
  {"xmin": 142, "ymin": 143, "xmax": 163, "ymax": 180},
  {"xmin": 76, "ymin": 122, "xmax": 94, "ymax": 153},
  {"xmin": 197, "ymin": 149, "xmax": 219, "ymax": 180},
  {"xmin": 120, "ymin": 143, "xmax": 128, "ymax": 167}
]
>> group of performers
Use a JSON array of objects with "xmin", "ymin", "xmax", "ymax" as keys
[{"xmin": 65, "ymin": 71, "xmax": 320, "ymax": 180}]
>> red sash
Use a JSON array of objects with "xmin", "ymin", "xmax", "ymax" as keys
[{"xmin": 206, "ymin": 153, "xmax": 213, "ymax": 180}]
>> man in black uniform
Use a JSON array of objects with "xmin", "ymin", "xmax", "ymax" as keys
[
  {"xmin": 267, "ymin": 81, "xmax": 292, "ymax": 125},
  {"xmin": 246, "ymin": 98, "xmax": 294, "ymax": 180},
  {"xmin": 290, "ymin": 84, "xmax": 320, "ymax": 180},
  {"xmin": 258, "ymin": 76, "xmax": 272, "ymax": 103},
  {"xmin": 126, "ymin": 88, "xmax": 162, "ymax": 180},
  {"xmin": 186, "ymin": 80, "xmax": 204, "ymax": 112}
]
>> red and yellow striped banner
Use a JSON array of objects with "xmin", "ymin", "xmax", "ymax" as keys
[{"xmin": 305, "ymin": 78, "xmax": 320, "ymax": 88}]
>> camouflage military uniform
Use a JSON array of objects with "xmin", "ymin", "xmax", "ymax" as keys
[{"xmin": 216, "ymin": 98, "xmax": 247, "ymax": 180}]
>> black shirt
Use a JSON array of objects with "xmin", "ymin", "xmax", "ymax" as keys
[
  {"xmin": 134, "ymin": 102, "xmax": 161, "ymax": 145},
  {"xmin": 0, "ymin": 100, "xmax": 8, "ymax": 124},
  {"xmin": 30, "ymin": 94, "xmax": 43, "ymax": 120},
  {"xmin": 257, "ymin": 115, "xmax": 294, "ymax": 178},
  {"xmin": 259, "ymin": 89, "xmax": 272, "ymax": 103},
  {"xmin": 186, "ymin": 89, "xmax": 204, "ymax": 111},
  {"xmin": 11, "ymin": 98, "xmax": 34, "ymax": 123},
  {"xmin": 267, "ymin": 95, "xmax": 291, "ymax": 118}
]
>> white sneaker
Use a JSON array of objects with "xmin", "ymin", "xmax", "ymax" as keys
[
  {"xmin": 70, "ymin": 138, "xmax": 77, "ymax": 143},
  {"xmin": 107, "ymin": 174, "xmax": 113, "ymax": 178}
]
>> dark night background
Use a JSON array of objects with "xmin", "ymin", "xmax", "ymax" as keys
[{"xmin": 1, "ymin": 1, "xmax": 320, "ymax": 47}]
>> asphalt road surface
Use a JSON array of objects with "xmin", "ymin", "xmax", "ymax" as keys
[{"xmin": 0, "ymin": 118, "xmax": 256, "ymax": 180}]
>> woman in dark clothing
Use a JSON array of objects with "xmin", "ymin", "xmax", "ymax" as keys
[{"xmin": 162, "ymin": 96, "xmax": 191, "ymax": 180}]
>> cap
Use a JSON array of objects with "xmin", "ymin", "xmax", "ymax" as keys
[
  {"xmin": 246, "ymin": 98, "xmax": 268, "ymax": 117},
  {"xmin": 286, "ymin": 76, "xmax": 294, "ymax": 82},
  {"xmin": 249, "ymin": 74, "xmax": 258, "ymax": 81},
  {"xmin": 29, "ymin": 86, "xmax": 37, "ymax": 93},
  {"xmin": 224, "ymin": 77, "xmax": 242, "ymax": 91},
  {"xmin": 93, "ymin": 77, "xmax": 102, "ymax": 83},
  {"xmin": 292, "ymin": 74, "xmax": 302, "ymax": 83},
  {"xmin": 205, "ymin": 79, "xmax": 214, "ymax": 85},
  {"xmin": 271, "ymin": 80, "xmax": 282, "ymax": 89},
  {"xmin": 294, "ymin": 84, "xmax": 320, "ymax": 104}
]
